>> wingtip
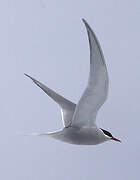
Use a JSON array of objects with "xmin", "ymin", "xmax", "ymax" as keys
[
  {"xmin": 82, "ymin": 18, "xmax": 90, "ymax": 29},
  {"xmin": 82, "ymin": 18, "xmax": 87, "ymax": 24},
  {"xmin": 24, "ymin": 73, "xmax": 34, "ymax": 81},
  {"xmin": 24, "ymin": 73, "xmax": 29, "ymax": 77}
]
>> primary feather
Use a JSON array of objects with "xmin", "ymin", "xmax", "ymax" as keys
[
  {"xmin": 24, "ymin": 74, "xmax": 76, "ymax": 127},
  {"xmin": 72, "ymin": 19, "xmax": 109, "ymax": 127}
]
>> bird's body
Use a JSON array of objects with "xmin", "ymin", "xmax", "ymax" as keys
[
  {"xmin": 25, "ymin": 19, "xmax": 121, "ymax": 145},
  {"xmin": 46, "ymin": 127, "xmax": 108, "ymax": 145}
]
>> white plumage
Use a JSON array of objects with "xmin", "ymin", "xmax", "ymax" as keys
[{"xmin": 25, "ymin": 19, "xmax": 121, "ymax": 145}]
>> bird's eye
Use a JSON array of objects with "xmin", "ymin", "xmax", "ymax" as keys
[{"xmin": 100, "ymin": 128, "xmax": 113, "ymax": 137}]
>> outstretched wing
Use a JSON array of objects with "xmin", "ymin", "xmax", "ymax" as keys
[
  {"xmin": 72, "ymin": 19, "xmax": 109, "ymax": 127},
  {"xmin": 25, "ymin": 74, "xmax": 76, "ymax": 127}
]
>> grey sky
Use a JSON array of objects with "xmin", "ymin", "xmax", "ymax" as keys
[{"xmin": 2, "ymin": 0, "xmax": 140, "ymax": 179}]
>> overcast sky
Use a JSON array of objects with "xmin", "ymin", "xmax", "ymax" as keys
[{"xmin": 1, "ymin": 0, "xmax": 140, "ymax": 179}]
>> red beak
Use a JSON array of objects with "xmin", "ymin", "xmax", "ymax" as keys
[{"xmin": 111, "ymin": 137, "xmax": 121, "ymax": 143}]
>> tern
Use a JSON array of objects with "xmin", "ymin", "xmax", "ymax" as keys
[{"xmin": 25, "ymin": 19, "xmax": 121, "ymax": 145}]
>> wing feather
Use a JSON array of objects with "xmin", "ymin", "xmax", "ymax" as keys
[
  {"xmin": 72, "ymin": 19, "xmax": 109, "ymax": 127},
  {"xmin": 25, "ymin": 74, "xmax": 76, "ymax": 127}
]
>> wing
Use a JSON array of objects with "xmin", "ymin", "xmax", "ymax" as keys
[
  {"xmin": 25, "ymin": 74, "xmax": 76, "ymax": 127},
  {"xmin": 72, "ymin": 19, "xmax": 109, "ymax": 127}
]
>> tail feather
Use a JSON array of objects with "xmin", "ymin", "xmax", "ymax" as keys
[{"xmin": 21, "ymin": 133, "xmax": 49, "ymax": 136}]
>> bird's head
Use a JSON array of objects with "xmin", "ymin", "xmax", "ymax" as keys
[{"xmin": 100, "ymin": 128, "xmax": 121, "ymax": 143}]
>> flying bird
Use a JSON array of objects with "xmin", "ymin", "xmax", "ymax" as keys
[{"xmin": 25, "ymin": 19, "xmax": 121, "ymax": 145}]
